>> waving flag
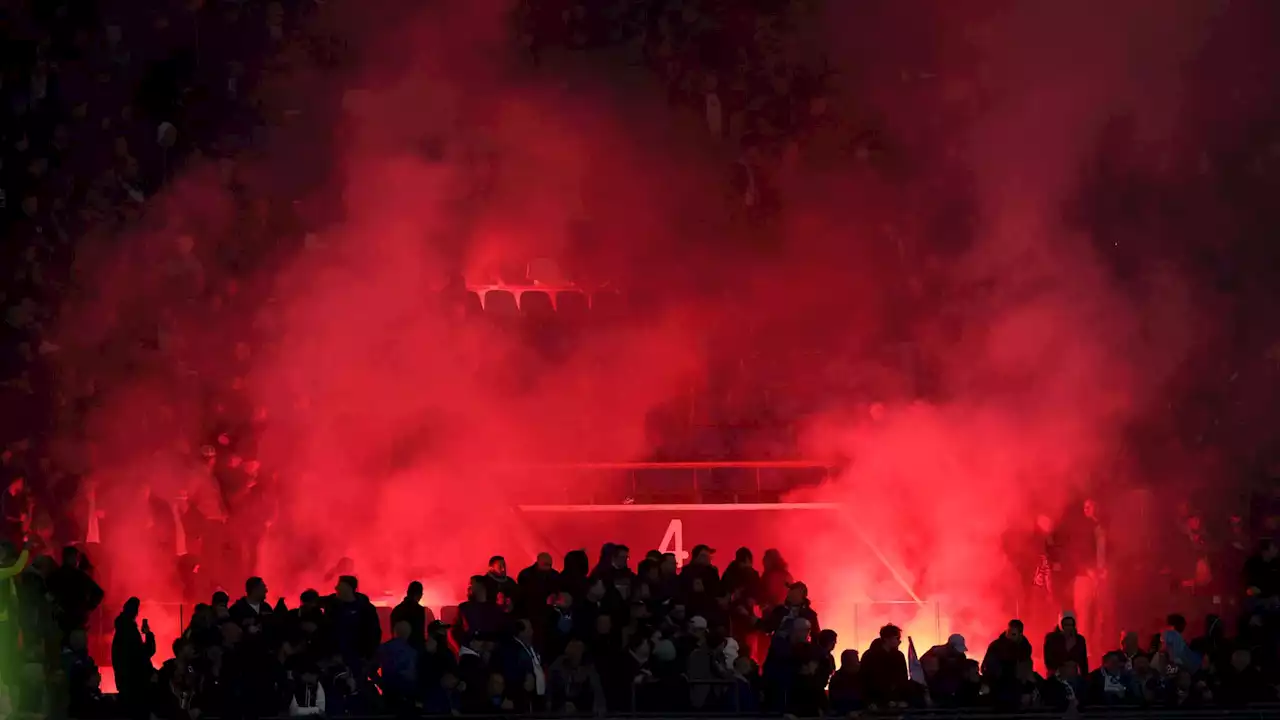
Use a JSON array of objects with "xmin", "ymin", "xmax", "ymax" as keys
[{"xmin": 907, "ymin": 637, "xmax": 928, "ymax": 686}]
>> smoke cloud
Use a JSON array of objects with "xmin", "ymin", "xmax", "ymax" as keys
[{"xmin": 48, "ymin": 0, "xmax": 1278, "ymax": 662}]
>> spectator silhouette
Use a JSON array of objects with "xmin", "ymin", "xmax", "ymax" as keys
[
  {"xmin": 982, "ymin": 618, "xmax": 1033, "ymax": 695},
  {"xmin": 1044, "ymin": 610, "xmax": 1090, "ymax": 675},
  {"xmin": 47, "ymin": 545, "xmax": 103, "ymax": 636},
  {"xmin": 110, "ymin": 597, "xmax": 155, "ymax": 720},
  {"xmin": 390, "ymin": 580, "xmax": 430, "ymax": 651},
  {"xmin": 860, "ymin": 623, "xmax": 908, "ymax": 708}
]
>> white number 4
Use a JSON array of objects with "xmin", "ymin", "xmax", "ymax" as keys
[{"xmin": 659, "ymin": 519, "xmax": 690, "ymax": 568}]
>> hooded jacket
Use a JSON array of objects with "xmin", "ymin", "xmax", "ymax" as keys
[{"xmin": 1044, "ymin": 623, "xmax": 1089, "ymax": 674}]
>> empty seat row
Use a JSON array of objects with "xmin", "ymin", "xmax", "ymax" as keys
[{"xmin": 441, "ymin": 289, "xmax": 625, "ymax": 320}]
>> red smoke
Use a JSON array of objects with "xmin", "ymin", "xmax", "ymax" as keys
[{"xmin": 50, "ymin": 0, "xmax": 1276, "ymax": 667}]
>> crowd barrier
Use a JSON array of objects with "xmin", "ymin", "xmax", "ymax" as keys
[{"xmin": 496, "ymin": 460, "xmax": 837, "ymax": 505}]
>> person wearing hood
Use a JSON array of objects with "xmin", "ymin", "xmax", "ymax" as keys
[
  {"xmin": 1044, "ymin": 610, "xmax": 1089, "ymax": 675},
  {"xmin": 981, "ymin": 619, "xmax": 1033, "ymax": 692},
  {"xmin": 859, "ymin": 624, "xmax": 907, "ymax": 708},
  {"xmin": 921, "ymin": 633, "xmax": 969, "ymax": 702},
  {"xmin": 288, "ymin": 664, "xmax": 326, "ymax": 716},
  {"xmin": 111, "ymin": 597, "xmax": 156, "ymax": 719},
  {"xmin": 759, "ymin": 581, "xmax": 820, "ymax": 638}
]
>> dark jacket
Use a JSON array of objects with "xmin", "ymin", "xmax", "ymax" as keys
[
  {"xmin": 453, "ymin": 599, "xmax": 506, "ymax": 646},
  {"xmin": 111, "ymin": 613, "xmax": 156, "ymax": 695},
  {"xmin": 1043, "ymin": 628, "xmax": 1089, "ymax": 675},
  {"xmin": 720, "ymin": 561, "xmax": 761, "ymax": 600},
  {"xmin": 828, "ymin": 668, "xmax": 864, "ymax": 714},
  {"xmin": 920, "ymin": 644, "xmax": 968, "ymax": 700},
  {"xmin": 860, "ymin": 637, "xmax": 907, "ymax": 707},
  {"xmin": 981, "ymin": 633, "xmax": 1033, "ymax": 687},
  {"xmin": 326, "ymin": 594, "xmax": 382, "ymax": 663},
  {"xmin": 1085, "ymin": 668, "xmax": 1139, "ymax": 706},
  {"xmin": 760, "ymin": 600, "xmax": 820, "ymax": 638},
  {"xmin": 390, "ymin": 597, "xmax": 429, "ymax": 650},
  {"xmin": 481, "ymin": 572, "xmax": 519, "ymax": 608},
  {"xmin": 47, "ymin": 564, "xmax": 104, "ymax": 633},
  {"xmin": 230, "ymin": 597, "xmax": 273, "ymax": 628},
  {"xmin": 516, "ymin": 564, "xmax": 561, "ymax": 614}
]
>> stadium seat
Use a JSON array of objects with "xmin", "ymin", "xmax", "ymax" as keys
[
  {"xmin": 483, "ymin": 289, "xmax": 519, "ymax": 318},
  {"xmin": 556, "ymin": 290, "xmax": 589, "ymax": 325},
  {"xmin": 440, "ymin": 604, "xmax": 460, "ymax": 627},
  {"xmin": 519, "ymin": 290, "xmax": 555, "ymax": 319}
]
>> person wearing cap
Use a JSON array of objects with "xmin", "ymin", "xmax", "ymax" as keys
[
  {"xmin": 921, "ymin": 633, "xmax": 970, "ymax": 703},
  {"xmin": 759, "ymin": 580, "xmax": 820, "ymax": 639}
]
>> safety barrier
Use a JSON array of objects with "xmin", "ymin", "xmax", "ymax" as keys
[{"xmin": 496, "ymin": 459, "xmax": 837, "ymax": 505}]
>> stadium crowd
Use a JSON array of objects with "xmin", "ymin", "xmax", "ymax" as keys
[
  {"xmin": 4, "ymin": 0, "xmax": 1280, "ymax": 716},
  {"xmin": 1, "ymin": 538, "xmax": 1279, "ymax": 717}
]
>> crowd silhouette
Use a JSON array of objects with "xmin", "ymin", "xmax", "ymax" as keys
[{"xmin": 2, "ymin": 536, "xmax": 1279, "ymax": 716}]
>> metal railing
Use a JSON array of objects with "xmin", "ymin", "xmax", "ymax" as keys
[{"xmin": 491, "ymin": 460, "xmax": 837, "ymax": 505}]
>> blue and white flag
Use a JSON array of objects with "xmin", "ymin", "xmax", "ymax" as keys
[{"xmin": 908, "ymin": 637, "xmax": 928, "ymax": 686}]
